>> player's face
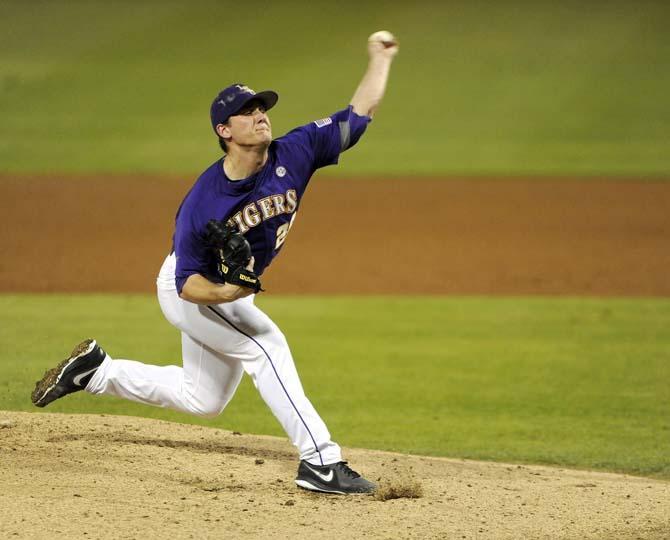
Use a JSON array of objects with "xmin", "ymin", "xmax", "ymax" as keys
[{"xmin": 226, "ymin": 100, "xmax": 272, "ymax": 148}]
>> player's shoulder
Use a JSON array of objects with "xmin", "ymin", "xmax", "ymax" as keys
[
  {"xmin": 186, "ymin": 159, "xmax": 221, "ymax": 196},
  {"xmin": 273, "ymin": 112, "xmax": 337, "ymax": 150},
  {"xmin": 284, "ymin": 112, "xmax": 339, "ymax": 134},
  {"xmin": 197, "ymin": 158, "xmax": 223, "ymax": 182},
  {"xmin": 273, "ymin": 124, "xmax": 311, "ymax": 147},
  {"xmin": 274, "ymin": 107, "xmax": 361, "ymax": 143},
  {"xmin": 177, "ymin": 160, "xmax": 222, "ymax": 217}
]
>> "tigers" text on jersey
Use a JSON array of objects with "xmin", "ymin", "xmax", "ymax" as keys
[{"xmin": 228, "ymin": 189, "xmax": 298, "ymax": 233}]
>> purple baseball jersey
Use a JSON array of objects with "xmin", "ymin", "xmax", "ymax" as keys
[{"xmin": 172, "ymin": 106, "xmax": 371, "ymax": 294}]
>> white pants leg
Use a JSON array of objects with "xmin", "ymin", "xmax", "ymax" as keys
[
  {"xmin": 86, "ymin": 332, "xmax": 243, "ymax": 418},
  {"xmin": 86, "ymin": 254, "xmax": 341, "ymax": 465}
]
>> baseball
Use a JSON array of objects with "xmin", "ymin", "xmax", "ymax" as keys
[{"xmin": 368, "ymin": 30, "xmax": 397, "ymax": 47}]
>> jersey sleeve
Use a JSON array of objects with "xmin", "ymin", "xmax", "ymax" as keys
[
  {"xmin": 282, "ymin": 106, "xmax": 371, "ymax": 170},
  {"xmin": 173, "ymin": 211, "xmax": 209, "ymax": 295}
]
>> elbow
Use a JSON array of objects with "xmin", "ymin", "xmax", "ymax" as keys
[
  {"xmin": 179, "ymin": 274, "xmax": 238, "ymax": 305},
  {"xmin": 351, "ymin": 101, "xmax": 372, "ymax": 118},
  {"xmin": 179, "ymin": 276, "xmax": 205, "ymax": 304},
  {"xmin": 178, "ymin": 288, "xmax": 197, "ymax": 304},
  {"xmin": 350, "ymin": 101, "xmax": 377, "ymax": 119}
]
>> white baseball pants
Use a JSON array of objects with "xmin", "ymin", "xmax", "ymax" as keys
[{"xmin": 86, "ymin": 253, "xmax": 341, "ymax": 466}]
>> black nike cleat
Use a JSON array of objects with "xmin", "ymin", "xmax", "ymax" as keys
[
  {"xmin": 295, "ymin": 460, "xmax": 376, "ymax": 494},
  {"xmin": 31, "ymin": 339, "xmax": 106, "ymax": 408}
]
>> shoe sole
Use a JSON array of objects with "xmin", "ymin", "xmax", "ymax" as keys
[
  {"xmin": 31, "ymin": 339, "xmax": 96, "ymax": 408},
  {"xmin": 294, "ymin": 478, "xmax": 373, "ymax": 495}
]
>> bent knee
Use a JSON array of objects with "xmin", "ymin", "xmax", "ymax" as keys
[
  {"xmin": 260, "ymin": 325, "xmax": 289, "ymax": 350},
  {"xmin": 184, "ymin": 395, "xmax": 226, "ymax": 418}
]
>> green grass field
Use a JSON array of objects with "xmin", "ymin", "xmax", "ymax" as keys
[
  {"xmin": 2, "ymin": 294, "xmax": 668, "ymax": 479},
  {"xmin": 1, "ymin": 0, "xmax": 669, "ymax": 175},
  {"xmin": 1, "ymin": 0, "xmax": 668, "ymax": 488}
]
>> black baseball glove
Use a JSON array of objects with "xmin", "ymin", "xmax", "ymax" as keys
[{"xmin": 205, "ymin": 219, "xmax": 263, "ymax": 293}]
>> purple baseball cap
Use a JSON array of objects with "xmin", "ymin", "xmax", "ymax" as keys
[{"xmin": 210, "ymin": 83, "xmax": 279, "ymax": 132}]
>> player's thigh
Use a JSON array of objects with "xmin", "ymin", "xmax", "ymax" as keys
[
  {"xmin": 181, "ymin": 332, "xmax": 243, "ymax": 412},
  {"xmin": 158, "ymin": 288, "xmax": 285, "ymax": 357},
  {"xmin": 209, "ymin": 295, "xmax": 289, "ymax": 350},
  {"xmin": 158, "ymin": 287, "xmax": 246, "ymax": 349}
]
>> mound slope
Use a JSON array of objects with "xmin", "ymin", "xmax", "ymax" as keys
[{"xmin": 0, "ymin": 411, "xmax": 668, "ymax": 539}]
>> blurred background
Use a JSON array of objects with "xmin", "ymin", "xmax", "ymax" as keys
[{"xmin": 1, "ymin": 0, "xmax": 669, "ymax": 175}]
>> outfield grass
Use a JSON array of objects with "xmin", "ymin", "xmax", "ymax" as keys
[
  {"xmin": 1, "ymin": 294, "xmax": 668, "ymax": 479},
  {"xmin": 1, "ymin": 1, "xmax": 669, "ymax": 175}
]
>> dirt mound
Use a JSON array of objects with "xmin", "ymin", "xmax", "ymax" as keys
[{"xmin": 1, "ymin": 411, "xmax": 668, "ymax": 539}]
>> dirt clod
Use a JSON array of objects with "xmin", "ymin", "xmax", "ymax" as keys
[{"xmin": 374, "ymin": 480, "xmax": 424, "ymax": 502}]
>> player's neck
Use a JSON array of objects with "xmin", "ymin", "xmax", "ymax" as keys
[{"xmin": 223, "ymin": 146, "xmax": 269, "ymax": 181}]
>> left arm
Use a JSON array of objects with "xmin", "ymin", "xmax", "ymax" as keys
[{"xmin": 350, "ymin": 30, "xmax": 399, "ymax": 118}]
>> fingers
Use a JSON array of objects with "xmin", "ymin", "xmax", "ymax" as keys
[
  {"xmin": 246, "ymin": 256, "xmax": 255, "ymax": 271},
  {"xmin": 367, "ymin": 42, "xmax": 399, "ymax": 60},
  {"xmin": 367, "ymin": 30, "xmax": 399, "ymax": 58},
  {"xmin": 368, "ymin": 30, "xmax": 397, "ymax": 47}
]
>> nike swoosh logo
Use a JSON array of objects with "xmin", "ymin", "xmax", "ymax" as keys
[
  {"xmin": 72, "ymin": 367, "xmax": 99, "ymax": 387},
  {"xmin": 304, "ymin": 463, "xmax": 334, "ymax": 482}
]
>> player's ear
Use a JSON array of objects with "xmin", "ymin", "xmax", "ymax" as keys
[{"xmin": 216, "ymin": 123, "xmax": 231, "ymax": 139}]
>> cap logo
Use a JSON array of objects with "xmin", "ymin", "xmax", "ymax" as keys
[{"xmin": 235, "ymin": 84, "xmax": 256, "ymax": 95}]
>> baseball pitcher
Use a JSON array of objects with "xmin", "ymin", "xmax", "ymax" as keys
[{"xmin": 32, "ymin": 31, "xmax": 399, "ymax": 495}]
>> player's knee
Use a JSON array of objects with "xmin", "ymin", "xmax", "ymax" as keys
[
  {"xmin": 259, "ymin": 324, "xmax": 289, "ymax": 349},
  {"xmin": 190, "ymin": 403, "xmax": 225, "ymax": 419},
  {"xmin": 184, "ymin": 395, "xmax": 226, "ymax": 418}
]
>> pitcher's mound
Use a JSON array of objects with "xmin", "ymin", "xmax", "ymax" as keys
[{"xmin": 1, "ymin": 411, "xmax": 668, "ymax": 539}]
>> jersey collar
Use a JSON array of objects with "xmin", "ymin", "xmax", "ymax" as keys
[{"xmin": 218, "ymin": 157, "xmax": 261, "ymax": 195}]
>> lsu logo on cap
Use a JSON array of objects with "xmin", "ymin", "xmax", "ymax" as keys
[
  {"xmin": 314, "ymin": 118, "xmax": 332, "ymax": 128},
  {"xmin": 235, "ymin": 84, "xmax": 256, "ymax": 95}
]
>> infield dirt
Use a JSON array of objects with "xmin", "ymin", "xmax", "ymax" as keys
[
  {"xmin": 1, "ymin": 411, "xmax": 669, "ymax": 540},
  {"xmin": 1, "ymin": 175, "xmax": 669, "ymax": 296}
]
